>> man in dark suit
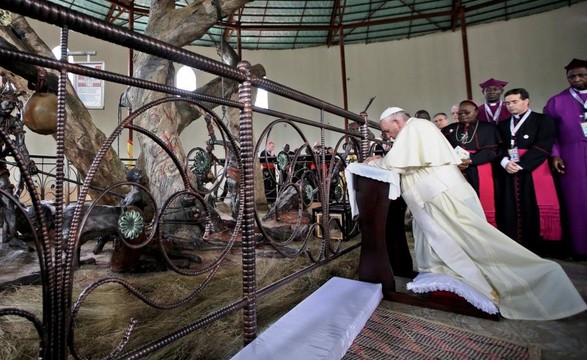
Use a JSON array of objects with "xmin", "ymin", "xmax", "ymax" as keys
[{"xmin": 494, "ymin": 88, "xmax": 562, "ymax": 255}]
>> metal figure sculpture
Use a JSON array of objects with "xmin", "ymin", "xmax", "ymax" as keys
[{"xmin": 0, "ymin": 75, "xmax": 37, "ymax": 246}]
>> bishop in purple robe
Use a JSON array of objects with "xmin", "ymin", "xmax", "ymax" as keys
[
  {"xmin": 544, "ymin": 58, "xmax": 587, "ymax": 259},
  {"xmin": 477, "ymin": 78, "xmax": 511, "ymax": 124}
]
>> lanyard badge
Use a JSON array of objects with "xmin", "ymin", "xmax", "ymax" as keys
[
  {"xmin": 508, "ymin": 147, "xmax": 520, "ymax": 162},
  {"xmin": 581, "ymin": 122, "xmax": 587, "ymax": 137}
]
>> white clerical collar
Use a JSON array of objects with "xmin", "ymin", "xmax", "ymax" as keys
[
  {"xmin": 489, "ymin": 102, "xmax": 497, "ymax": 106},
  {"xmin": 513, "ymin": 110, "xmax": 530, "ymax": 119},
  {"xmin": 574, "ymin": 88, "xmax": 587, "ymax": 94}
]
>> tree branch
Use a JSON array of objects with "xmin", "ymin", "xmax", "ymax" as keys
[
  {"xmin": 147, "ymin": 0, "xmax": 251, "ymax": 46},
  {"xmin": 176, "ymin": 63, "xmax": 266, "ymax": 133}
]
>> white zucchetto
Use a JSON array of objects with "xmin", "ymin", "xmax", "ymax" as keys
[{"xmin": 380, "ymin": 106, "xmax": 405, "ymax": 121}]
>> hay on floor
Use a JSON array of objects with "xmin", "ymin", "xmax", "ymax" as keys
[{"xmin": 0, "ymin": 244, "xmax": 360, "ymax": 360}]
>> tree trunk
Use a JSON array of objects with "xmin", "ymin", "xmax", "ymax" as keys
[
  {"xmin": 1, "ymin": 1, "xmax": 262, "ymax": 206},
  {"xmin": 1, "ymin": 2, "xmax": 270, "ymax": 261},
  {"xmin": 126, "ymin": 0, "xmax": 252, "ymax": 206},
  {"xmin": 0, "ymin": 15, "xmax": 127, "ymax": 204}
]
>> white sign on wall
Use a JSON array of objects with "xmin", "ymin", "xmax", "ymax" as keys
[{"xmin": 74, "ymin": 61, "xmax": 105, "ymax": 109}]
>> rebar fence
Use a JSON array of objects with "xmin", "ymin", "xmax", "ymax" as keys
[{"xmin": 0, "ymin": 1, "xmax": 384, "ymax": 359}]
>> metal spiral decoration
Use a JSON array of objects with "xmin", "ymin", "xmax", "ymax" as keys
[
  {"xmin": 118, "ymin": 209, "xmax": 145, "ymax": 240},
  {"xmin": 192, "ymin": 148, "xmax": 211, "ymax": 174},
  {"xmin": 276, "ymin": 151, "xmax": 289, "ymax": 171}
]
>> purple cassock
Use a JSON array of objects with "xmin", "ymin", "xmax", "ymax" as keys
[
  {"xmin": 544, "ymin": 87, "xmax": 587, "ymax": 256},
  {"xmin": 478, "ymin": 102, "xmax": 510, "ymax": 124}
]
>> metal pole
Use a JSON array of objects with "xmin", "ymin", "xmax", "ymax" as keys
[
  {"xmin": 459, "ymin": 6, "xmax": 472, "ymax": 99},
  {"xmin": 237, "ymin": 61, "xmax": 257, "ymax": 345},
  {"xmin": 339, "ymin": 25, "xmax": 349, "ymax": 134}
]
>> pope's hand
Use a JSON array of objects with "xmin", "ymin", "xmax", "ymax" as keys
[{"xmin": 364, "ymin": 155, "xmax": 381, "ymax": 163}]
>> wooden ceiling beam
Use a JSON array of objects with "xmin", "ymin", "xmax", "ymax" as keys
[
  {"xmin": 106, "ymin": 0, "xmax": 149, "ymax": 16},
  {"xmin": 98, "ymin": 0, "xmax": 535, "ymax": 46},
  {"xmin": 398, "ymin": 0, "xmax": 443, "ymax": 31},
  {"xmin": 451, "ymin": 0, "xmax": 462, "ymax": 31},
  {"xmin": 326, "ymin": 0, "xmax": 342, "ymax": 47},
  {"xmin": 105, "ymin": 4, "xmax": 127, "ymax": 23}
]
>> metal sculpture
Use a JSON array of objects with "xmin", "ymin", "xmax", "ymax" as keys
[
  {"xmin": 0, "ymin": 2, "xmax": 375, "ymax": 358},
  {"xmin": 0, "ymin": 75, "xmax": 37, "ymax": 247}
]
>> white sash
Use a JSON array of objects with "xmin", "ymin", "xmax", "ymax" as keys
[
  {"xmin": 569, "ymin": 88, "xmax": 587, "ymax": 108},
  {"xmin": 509, "ymin": 110, "xmax": 532, "ymax": 148},
  {"xmin": 484, "ymin": 102, "xmax": 503, "ymax": 123}
]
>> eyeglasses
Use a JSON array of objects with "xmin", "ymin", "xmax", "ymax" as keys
[{"xmin": 458, "ymin": 110, "xmax": 473, "ymax": 115}]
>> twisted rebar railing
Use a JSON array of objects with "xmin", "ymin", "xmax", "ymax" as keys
[{"xmin": 0, "ymin": 1, "xmax": 386, "ymax": 359}]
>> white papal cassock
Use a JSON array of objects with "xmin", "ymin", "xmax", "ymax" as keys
[{"xmin": 368, "ymin": 117, "xmax": 586, "ymax": 320}]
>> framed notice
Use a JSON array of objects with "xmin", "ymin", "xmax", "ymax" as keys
[{"xmin": 74, "ymin": 61, "xmax": 105, "ymax": 109}]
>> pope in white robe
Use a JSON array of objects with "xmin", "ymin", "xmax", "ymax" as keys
[{"xmin": 366, "ymin": 107, "xmax": 586, "ymax": 320}]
